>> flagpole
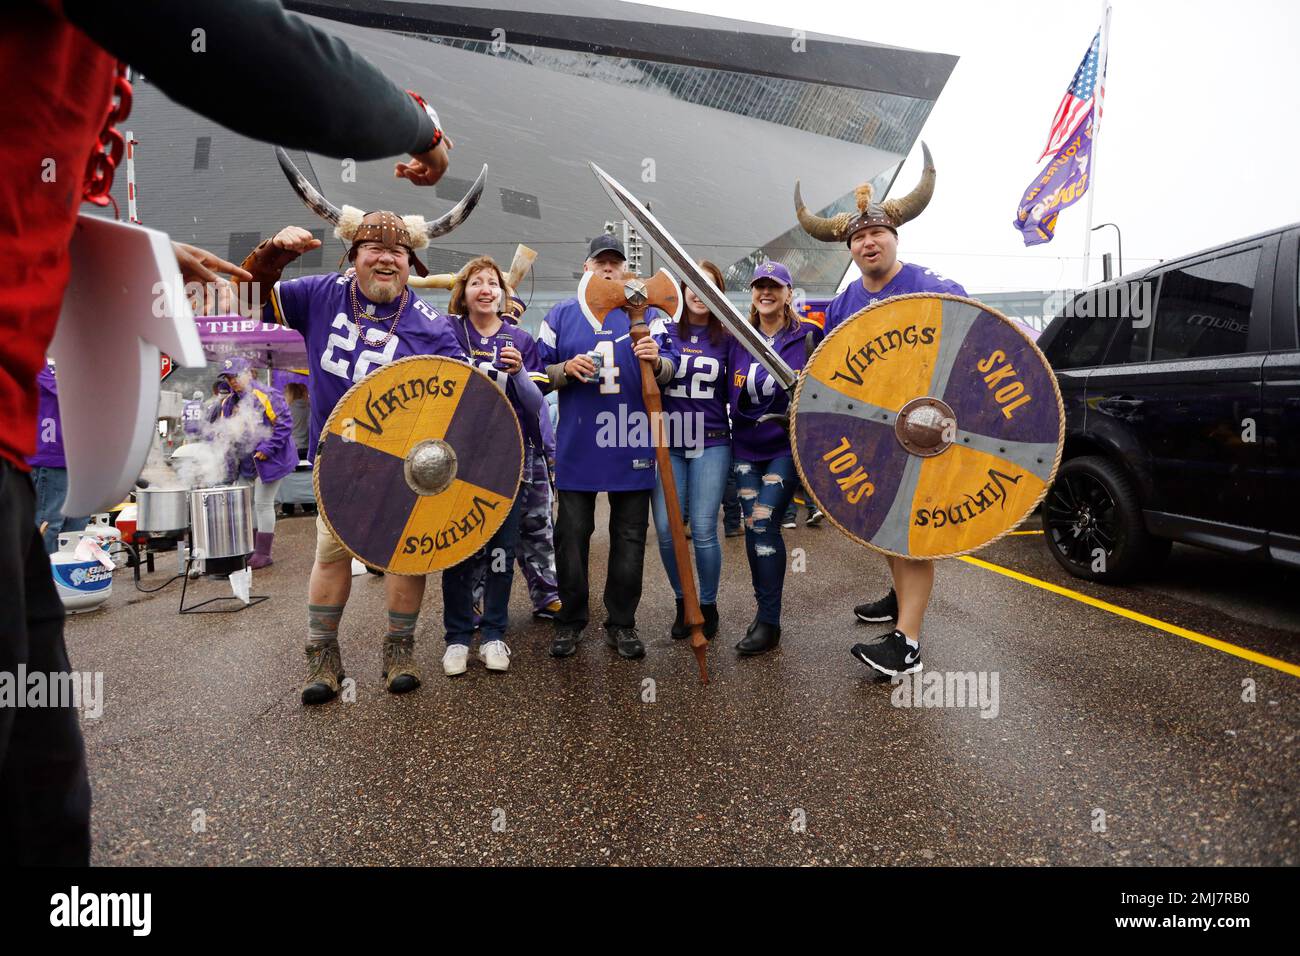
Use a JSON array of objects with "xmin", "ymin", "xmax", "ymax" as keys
[{"xmin": 1080, "ymin": 1, "xmax": 1112, "ymax": 286}]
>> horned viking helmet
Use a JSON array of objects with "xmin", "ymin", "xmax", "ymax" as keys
[
  {"xmin": 794, "ymin": 142, "xmax": 936, "ymax": 245},
  {"xmin": 272, "ymin": 147, "xmax": 488, "ymax": 277}
]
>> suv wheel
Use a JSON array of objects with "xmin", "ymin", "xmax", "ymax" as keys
[{"xmin": 1041, "ymin": 456, "xmax": 1169, "ymax": 583}]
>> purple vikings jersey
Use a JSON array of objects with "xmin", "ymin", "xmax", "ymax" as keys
[
  {"xmin": 265, "ymin": 273, "xmax": 464, "ymax": 460},
  {"xmin": 824, "ymin": 262, "xmax": 967, "ymax": 335},
  {"xmin": 662, "ymin": 322, "xmax": 730, "ymax": 450},
  {"xmin": 537, "ymin": 297, "xmax": 679, "ymax": 492},
  {"xmin": 445, "ymin": 314, "xmax": 548, "ymax": 424},
  {"xmin": 728, "ymin": 318, "xmax": 822, "ymax": 462}
]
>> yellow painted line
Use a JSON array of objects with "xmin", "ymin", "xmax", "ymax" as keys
[{"xmin": 958, "ymin": 554, "xmax": 1300, "ymax": 679}]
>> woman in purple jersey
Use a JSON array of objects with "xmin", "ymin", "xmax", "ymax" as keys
[
  {"xmin": 439, "ymin": 256, "xmax": 547, "ymax": 678},
  {"xmin": 728, "ymin": 262, "xmax": 821, "ymax": 656},
  {"xmin": 652, "ymin": 260, "xmax": 731, "ymax": 642}
]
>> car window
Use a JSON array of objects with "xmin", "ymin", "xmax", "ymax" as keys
[
  {"xmin": 1098, "ymin": 281, "xmax": 1155, "ymax": 365},
  {"xmin": 1151, "ymin": 247, "xmax": 1259, "ymax": 360},
  {"xmin": 1043, "ymin": 295, "xmax": 1119, "ymax": 370}
]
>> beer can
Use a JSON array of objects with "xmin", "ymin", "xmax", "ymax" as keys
[{"xmin": 584, "ymin": 349, "xmax": 604, "ymax": 383}]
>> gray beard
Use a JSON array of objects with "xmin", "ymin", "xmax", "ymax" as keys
[{"xmin": 360, "ymin": 278, "xmax": 400, "ymax": 303}]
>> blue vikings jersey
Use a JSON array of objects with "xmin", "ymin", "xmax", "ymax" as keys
[{"xmin": 537, "ymin": 297, "xmax": 679, "ymax": 492}]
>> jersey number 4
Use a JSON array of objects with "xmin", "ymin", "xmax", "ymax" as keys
[{"xmin": 320, "ymin": 313, "xmax": 399, "ymax": 383}]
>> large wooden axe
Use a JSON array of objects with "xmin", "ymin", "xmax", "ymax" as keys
[{"xmin": 581, "ymin": 269, "xmax": 710, "ymax": 684}]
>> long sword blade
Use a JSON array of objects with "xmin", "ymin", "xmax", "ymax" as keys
[{"xmin": 588, "ymin": 162, "xmax": 797, "ymax": 392}]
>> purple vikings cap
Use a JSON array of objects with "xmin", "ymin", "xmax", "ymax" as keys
[
  {"xmin": 750, "ymin": 261, "xmax": 793, "ymax": 288},
  {"xmin": 218, "ymin": 356, "xmax": 252, "ymax": 379}
]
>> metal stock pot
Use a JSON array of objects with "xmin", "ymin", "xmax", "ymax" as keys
[
  {"xmin": 188, "ymin": 485, "xmax": 254, "ymax": 560},
  {"xmin": 134, "ymin": 487, "xmax": 190, "ymax": 533}
]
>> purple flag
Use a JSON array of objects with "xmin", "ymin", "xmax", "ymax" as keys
[{"xmin": 1013, "ymin": 112, "xmax": 1094, "ymax": 246}]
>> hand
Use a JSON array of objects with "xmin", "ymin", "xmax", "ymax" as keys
[
  {"xmin": 563, "ymin": 354, "xmax": 596, "ymax": 382},
  {"xmin": 173, "ymin": 242, "xmax": 252, "ymax": 316},
  {"xmin": 498, "ymin": 344, "xmax": 522, "ymax": 374},
  {"xmin": 632, "ymin": 336, "xmax": 660, "ymax": 365},
  {"xmin": 254, "ymin": 451, "xmax": 268, "ymax": 461},
  {"xmin": 272, "ymin": 226, "xmax": 322, "ymax": 255},
  {"xmin": 395, "ymin": 139, "xmax": 451, "ymax": 186}
]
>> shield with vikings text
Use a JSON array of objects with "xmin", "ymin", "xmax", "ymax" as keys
[
  {"xmin": 314, "ymin": 355, "xmax": 523, "ymax": 574},
  {"xmin": 790, "ymin": 294, "xmax": 1064, "ymax": 560}
]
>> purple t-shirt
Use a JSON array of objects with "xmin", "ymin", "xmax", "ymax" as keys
[
  {"xmin": 265, "ymin": 273, "xmax": 464, "ymax": 460},
  {"xmin": 444, "ymin": 314, "xmax": 547, "ymax": 423},
  {"xmin": 824, "ymin": 262, "xmax": 967, "ymax": 335},
  {"xmin": 28, "ymin": 364, "xmax": 64, "ymax": 469},
  {"xmin": 728, "ymin": 318, "xmax": 822, "ymax": 462},
  {"xmin": 662, "ymin": 321, "xmax": 730, "ymax": 451}
]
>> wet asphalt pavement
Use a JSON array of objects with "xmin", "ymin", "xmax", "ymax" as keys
[{"xmin": 65, "ymin": 506, "xmax": 1298, "ymax": 866}]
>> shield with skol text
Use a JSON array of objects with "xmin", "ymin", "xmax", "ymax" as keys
[
  {"xmin": 791, "ymin": 294, "xmax": 1064, "ymax": 560},
  {"xmin": 315, "ymin": 355, "xmax": 523, "ymax": 574}
]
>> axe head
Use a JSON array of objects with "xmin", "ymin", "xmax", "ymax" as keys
[{"xmin": 579, "ymin": 267, "xmax": 681, "ymax": 327}]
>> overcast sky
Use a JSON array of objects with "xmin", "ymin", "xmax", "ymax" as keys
[{"xmin": 652, "ymin": 0, "xmax": 1300, "ymax": 293}]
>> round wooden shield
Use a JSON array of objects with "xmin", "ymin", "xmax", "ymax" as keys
[
  {"xmin": 314, "ymin": 355, "xmax": 523, "ymax": 575},
  {"xmin": 791, "ymin": 293, "xmax": 1064, "ymax": 560}
]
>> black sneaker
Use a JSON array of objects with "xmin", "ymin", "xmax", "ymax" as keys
[
  {"xmin": 853, "ymin": 588, "xmax": 898, "ymax": 624},
  {"xmin": 550, "ymin": 628, "xmax": 581, "ymax": 658},
  {"xmin": 806, "ymin": 508, "xmax": 824, "ymax": 527},
  {"xmin": 850, "ymin": 630, "xmax": 922, "ymax": 677},
  {"xmin": 605, "ymin": 626, "xmax": 645, "ymax": 660}
]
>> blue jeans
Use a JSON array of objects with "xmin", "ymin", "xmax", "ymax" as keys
[
  {"xmin": 722, "ymin": 467, "xmax": 741, "ymax": 532},
  {"xmin": 733, "ymin": 455, "xmax": 798, "ymax": 625},
  {"xmin": 31, "ymin": 467, "xmax": 88, "ymax": 553},
  {"xmin": 442, "ymin": 493, "xmax": 524, "ymax": 645},
  {"xmin": 651, "ymin": 444, "xmax": 730, "ymax": 604}
]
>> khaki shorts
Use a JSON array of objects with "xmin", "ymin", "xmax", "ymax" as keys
[{"xmin": 315, "ymin": 514, "xmax": 351, "ymax": 565}]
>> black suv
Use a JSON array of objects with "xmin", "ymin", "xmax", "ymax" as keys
[{"xmin": 1035, "ymin": 223, "xmax": 1299, "ymax": 583}]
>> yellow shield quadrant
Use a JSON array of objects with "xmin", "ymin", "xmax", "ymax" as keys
[
  {"xmin": 791, "ymin": 294, "xmax": 1064, "ymax": 560},
  {"xmin": 314, "ymin": 355, "xmax": 523, "ymax": 574}
]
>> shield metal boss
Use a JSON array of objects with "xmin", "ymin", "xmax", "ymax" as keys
[
  {"xmin": 791, "ymin": 294, "xmax": 1064, "ymax": 560},
  {"xmin": 314, "ymin": 355, "xmax": 523, "ymax": 574}
]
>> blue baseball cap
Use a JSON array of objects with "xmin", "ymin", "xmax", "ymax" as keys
[
  {"xmin": 587, "ymin": 234, "xmax": 627, "ymax": 261},
  {"xmin": 750, "ymin": 261, "xmax": 793, "ymax": 288}
]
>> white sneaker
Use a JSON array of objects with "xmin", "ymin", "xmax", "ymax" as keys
[
  {"xmin": 442, "ymin": 643, "xmax": 469, "ymax": 676},
  {"xmin": 479, "ymin": 640, "xmax": 511, "ymax": 672}
]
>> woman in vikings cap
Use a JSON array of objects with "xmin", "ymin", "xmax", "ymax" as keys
[
  {"xmin": 727, "ymin": 261, "xmax": 824, "ymax": 656},
  {"xmin": 207, "ymin": 357, "xmax": 298, "ymax": 568},
  {"xmin": 438, "ymin": 256, "xmax": 549, "ymax": 677},
  {"xmin": 794, "ymin": 144, "xmax": 968, "ymax": 678},
  {"xmin": 233, "ymin": 163, "xmax": 483, "ymax": 704}
]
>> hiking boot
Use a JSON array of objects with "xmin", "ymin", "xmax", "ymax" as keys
[
  {"xmin": 382, "ymin": 636, "xmax": 422, "ymax": 694},
  {"xmin": 302, "ymin": 640, "xmax": 345, "ymax": 705}
]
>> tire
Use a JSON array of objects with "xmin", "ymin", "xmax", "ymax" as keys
[{"xmin": 1041, "ymin": 455, "xmax": 1168, "ymax": 584}]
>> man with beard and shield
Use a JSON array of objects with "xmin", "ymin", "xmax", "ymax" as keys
[
  {"xmin": 794, "ymin": 144, "xmax": 966, "ymax": 678},
  {"xmin": 237, "ymin": 182, "xmax": 483, "ymax": 703}
]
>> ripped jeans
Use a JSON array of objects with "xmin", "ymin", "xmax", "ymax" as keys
[{"xmin": 732, "ymin": 455, "xmax": 798, "ymax": 625}]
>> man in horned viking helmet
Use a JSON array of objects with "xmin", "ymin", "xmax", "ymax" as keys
[
  {"xmin": 795, "ymin": 143, "xmax": 967, "ymax": 679},
  {"xmin": 235, "ymin": 159, "xmax": 487, "ymax": 704}
]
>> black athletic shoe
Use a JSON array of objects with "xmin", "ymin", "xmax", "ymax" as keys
[
  {"xmin": 605, "ymin": 626, "xmax": 646, "ymax": 660},
  {"xmin": 850, "ymin": 630, "xmax": 922, "ymax": 677},
  {"xmin": 550, "ymin": 629, "xmax": 581, "ymax": 658},
  {"xmin": 805, "ymin": 508, "xmax": 824, "ymax": 527},
  {"xmin": 853, "ymin": 588, "xmax": 898, "ymax": 624}
]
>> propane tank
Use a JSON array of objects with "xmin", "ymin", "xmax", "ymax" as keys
[
  {"xmin": 50, "ymin": 532, "xmax": 114, "ymax": 614},
  {"xmin": 84, "ymin": 513, "xmax": 126, "ymax": 569}
]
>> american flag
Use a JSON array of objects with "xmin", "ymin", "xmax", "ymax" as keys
[{"xmin": 1038, "ymin": 31, "xmax": 1105, "ymax": 162}]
